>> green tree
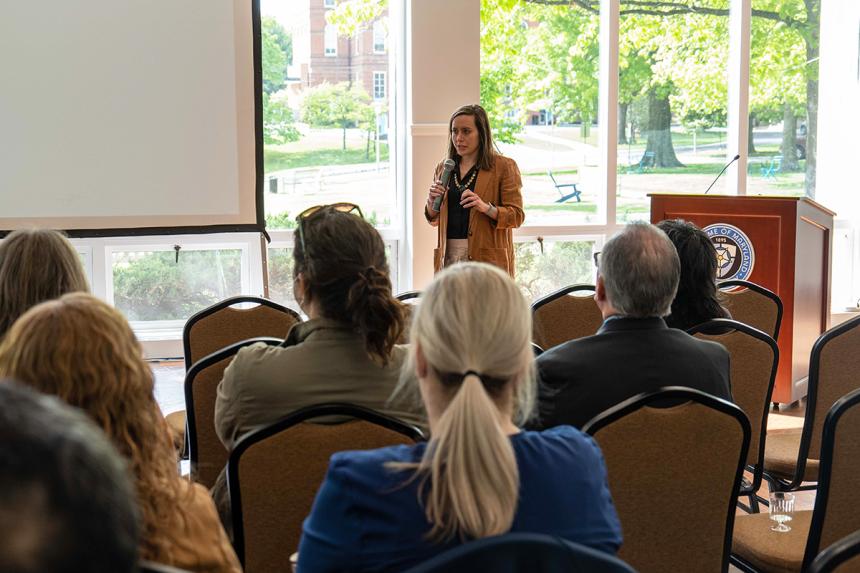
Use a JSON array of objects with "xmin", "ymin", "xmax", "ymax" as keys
[
  {"xmin": 301, "ymin": 82, "xmax": 374, "ymax": 150},
  {"xmin": 263, "ymin": 91, "xmax": 300, "ymax": 145},
  {"xmin": 262, "ymin": 17, "xmax": 289, "ymax": 94}
]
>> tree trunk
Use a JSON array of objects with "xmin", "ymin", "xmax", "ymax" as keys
[
  {"xmin": 365, "ymin": 129, "xmax": 371, "ymax": 159},
  {"xmin": 618, "ymin": 102, "xmax": 629, "ymax": 144},
  {"xmin": 748, "ymin": 114, "xmax": 757, "ymax": 154},
  {"xmin": 781, "ymin": 103, "xmax": 800, "ymax": 171},
  {"xmin": 645, "ymin": 91, "xmax": 684, "ymax": 168},
  {"xmin": 804, "ymin": 0, "xmax": 820, "ymax": 198},
  {"xmin": 342, "ymin": 126, "xmax": 347, "ymax": 150}
]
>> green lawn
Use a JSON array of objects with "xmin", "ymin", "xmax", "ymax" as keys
[
  {"xmin": 525, "ymin": 202, "xmax": 597, "ymax": 213},
  {"xmin": 618, "ymin": 163, "xmax": 723, "ymax": 175},
  {"xmin": 264, "ymin": 145, "xmax": 390, "ymax": 171}
]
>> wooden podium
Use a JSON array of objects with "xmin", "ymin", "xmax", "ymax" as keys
[{"xmin": 650, "ymin": 194, "xmax": 835, "ymax": 403}]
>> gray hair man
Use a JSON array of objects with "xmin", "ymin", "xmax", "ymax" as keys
[{"xmin": 533, "ymin": 222, "xmax": 731, "ymax": 429}]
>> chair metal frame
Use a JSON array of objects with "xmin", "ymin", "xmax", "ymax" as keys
[
  {"xmin": 226, "ymin": 403, "xmax": 425, "ymax": 567},
  {"xmin": 687, "ymin": 318, "xmax": 779, "ymax": 512},
  {"xmin": 808, "ymin": 529, "xmax": 860, "ymax": 573},
  {"xmin": 718, "ymin": 279, "xmax": 784, "ymax": 341},
  {"xmin": 403, "ymin": 532, "xmax": 636, "ymax": 573},
  {"xmin": 182, "ymin": 295, "xmax": 300, "ymax": 370},
  {"xmin": 583, "ymin": 386, "xmax": 751, "ymax": 573},
  {"xmin": 765, "ymin": 315, "xmax": 860, "ymax": 494},
  {"xmin": 531, "ymin": 283, "xmax": 596, "ymax": 312},
  {"xmin": 395, "ymin": 290, "xmax": 421, "ymax": 302},
  {"xmin": 731, "ymin": 388, "xmax": 860, "ymax": 573},
  {"xmin": 185, "ymin": 337, "xmax": 283, "ymax": 486}
]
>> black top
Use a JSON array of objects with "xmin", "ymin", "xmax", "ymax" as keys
[
  {"xmin": 446, "ymin": 164, "xmax": 479, "ymax": 239},
  {"xmin": 532, "ymin": 316, "xmax": 732, "ymax": 429}
]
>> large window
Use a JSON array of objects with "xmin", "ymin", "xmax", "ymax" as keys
[
  {"xmin": 324, "ymin": 24, "xmax": 337, "ymax": 56},
  {"xmin": 615, "ymin": 2, "xmax": 730, "ymax": 223},
  {"xmin": 748, "ymin": 0, "xmax": 818, "ymax": 198},
  {"xmin": 262, "ymin": 5, "xmax": 396, "ymax": 236},
  {"xmin": 481, "ymin": 1, "xmax": 602, "ymax": 228}
]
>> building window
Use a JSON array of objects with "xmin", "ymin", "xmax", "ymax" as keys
[
  {"xmin": 324, "ymin": 24, "xmax": 337, "ymax": 56},
  {"xmin": 373, "ymin": 72, "xmax": 386, "ymax": 100},
  {"xmin": 324, "ymin": 0, "xmax": 336, "ymax": 8},
  {"xmin": 373, "ymin": 20, "xmax": 386, "ymax": 53}
]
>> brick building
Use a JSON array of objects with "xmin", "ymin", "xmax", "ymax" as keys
[{"xmin": 287, "ymin": 0, "xmax": 389, "ymax": 105}]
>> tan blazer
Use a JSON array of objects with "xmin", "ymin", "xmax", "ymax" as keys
[
  {"xmin": 426, "ymin": 155, "xmax": 525, "ymax": 276},
  {"xmin": 214, "ymin": 318, "xmax": 426, "ymax": 450}
]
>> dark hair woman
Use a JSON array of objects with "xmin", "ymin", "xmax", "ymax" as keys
[
  {"xmin": 657, "ymin": 219, "xmax": 730, "ymax": 330},
  {"xmin": 424, "ymin": 104, "xmax": 525, "ymax": 277},
  {"xmin": 0, "ymin": 228, "xmax": 88, "ymax": 339},
  {"xmin": 212, "ymin": 205, "xmax": 426, "ymax": 527}
]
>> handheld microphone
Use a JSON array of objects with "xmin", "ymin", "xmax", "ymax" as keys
[
  {"xmin": 704, "ymin": 154, "xmax": 740, "ymax": 195},
  {"xmin": 432, "ymin": 159, "xmax": 457, "ymax": 211}
]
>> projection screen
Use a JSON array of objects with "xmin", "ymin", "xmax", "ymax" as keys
[{"xmin": 0, "ymin": 0, "xmax": 262, "ymax": 236}]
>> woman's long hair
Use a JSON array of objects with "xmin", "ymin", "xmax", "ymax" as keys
[
  {"xmin": 294, "ymin": 208, "xmax": 404, "ymax": 364},
  {"xmin": 395, "ymin": 262, "xmax": 535, "ymax": 542},
  {"xmin": 0, "ymin": 229, "xmax": 89, "ymax": 339},
  {"xmin": 0, "ymin": 293, "xmax": 193, "ymax": 564},
  {"xmin": 446, "ymin": 104, "xmax": 497, "ymax": 171},
  {"xmin": 657, "ymin": 219, "xmax": 727, "ymax": 329}
]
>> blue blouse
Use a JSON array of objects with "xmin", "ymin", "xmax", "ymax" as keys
[{"xmin": 297, "ymin": 426, "xmax": 622, "ymax": 572}]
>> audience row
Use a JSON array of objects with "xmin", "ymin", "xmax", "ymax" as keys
[{"xmin": 0, "ymin": 214, "xmax": 733, "ymax": 572}]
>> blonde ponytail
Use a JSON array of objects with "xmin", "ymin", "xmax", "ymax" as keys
[
  {"xmin": 390, "ymin": 262, "xmax": 536, "ymax": 542},
  {"xmin": 421, "ymin": 373, "xmax": 518, "ymax": 541}
]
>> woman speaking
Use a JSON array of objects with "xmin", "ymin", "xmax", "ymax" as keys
[{"xmin": 425, "ymin": 104, "xmax": 524, "ymax": 277}]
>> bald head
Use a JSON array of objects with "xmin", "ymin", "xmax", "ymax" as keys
[{"xmin": 599, "ymin": 222, "xmax": 680, "ymax": 318}]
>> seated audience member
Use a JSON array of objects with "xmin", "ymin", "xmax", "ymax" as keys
[
  {"xmin": 0, "ymin": 294, "xmax": 241, "ymax": 573},
  {"xmin": 0, "ymin": 382, "xmax": 139, "ymax": 573},
  {"xmin": 535, "ymin": 222, "xmax": 731, "ymax": 430},
  {"xmin": 0, "ymin": 228, "xmax": 88, "ymax": 339},
  {"xmin": 657, "ymin": 218, "xmax": 730, "ymax": 330},
  {"xmin": 215, "ymin": 203, "xmax": 425, "ymax": 448},
  {"xmin": 297, "ymin": 263, "xmax": 622, "ymax": 573}
]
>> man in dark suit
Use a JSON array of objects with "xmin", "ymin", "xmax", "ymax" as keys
[{"xmin": 534, "ymin": 221, "xmax": 731, "ymax": 429}]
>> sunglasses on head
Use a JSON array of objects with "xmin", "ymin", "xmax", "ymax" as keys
[{"xmin": 295, "ymin": 203, "xmax": 364, "ymax": 253}]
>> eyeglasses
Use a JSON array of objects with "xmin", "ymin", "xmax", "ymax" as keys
[
  {"xmin": 593, "ymin": 251, "xmax": 601, "ymax": 269},
  {"xmin": 295, "ymin": 203, "xmax": 364, "ymax": 253}
]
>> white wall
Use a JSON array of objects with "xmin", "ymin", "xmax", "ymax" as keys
[
  {"xmin": 407, "ymin": 0, "xmax": 480, "ymax": 289},
  {"xmin": 817, "ymin": 0, "xmax": 860, "ymax": 309}
]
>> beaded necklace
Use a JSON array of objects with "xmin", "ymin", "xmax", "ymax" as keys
[{"xmin": 453, "ymin": 166, "xmax": 478, "ymax": 191}]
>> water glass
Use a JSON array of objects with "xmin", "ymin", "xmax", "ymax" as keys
[{"xmin": 769, "ymin": 492, "xmax": 795, "ymax": 532}]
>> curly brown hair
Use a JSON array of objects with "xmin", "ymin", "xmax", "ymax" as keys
[
  {"xmin": 0, "ymin": 229, "xmax": 89, "ymax": 339},
  {"xmin": 0, "ymin": 293, "xmax": 193, "ymax": 564}
]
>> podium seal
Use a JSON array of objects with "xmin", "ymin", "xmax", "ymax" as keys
[{"xmin": 704, "ymin": 223, "xmax": 755, "ymax": 281}]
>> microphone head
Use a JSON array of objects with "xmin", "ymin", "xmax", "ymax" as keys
[
  {"xmin": 442, "ymin": 158, "xmax": 456, "ymax": 172},
  {"xmin": 733, "ymin": 154, "xmax": 740, "ymax": 160}
]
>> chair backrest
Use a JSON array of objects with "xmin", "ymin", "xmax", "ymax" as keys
[
  {"xmin": 186, "ymin": 337, "xmax": 283, "ymax": 488},
  {"xmin": 718, "ymin": 280, "xmax": 783, "ymax": 341},
  {"xmin": 802, "ymin": 388, "xmax": 860, "ymax": 571},
  {"xmin": 403, "ymin": 533, "xmax": 636, "ymax": 573},
  {"xmin": 583, "ymin": 387, "xmax": 750, "ymax": 573},
  {"xmin": 794, "ymin": 315, "xmax": 860, "ymax": 482},
  {"xmin": 228, "ymin": 403, "xmax": 425, "ymax": 573},
  {"xmin": 688, "ymin": 319, "xmax": 778, "ymax": 492},
  {"xmin": 395, "ymin": 290, "xmax": 421, "ymax": 343},
  {"xmin": 182, "ymin": 296, "xmax": 301, "ymax": 370},
  {"xmin": 808, "ymin": 530, "xmax": 860, "ymax": 573},
  {"xmin": 395, "ymin": 290, "xmax": 421, "ymax": 302},
  {"xmin": 532, "ymin": 284, "xmax": 601, "ymax": 350}
]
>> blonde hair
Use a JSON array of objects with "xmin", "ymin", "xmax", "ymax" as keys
[
  {"xmin": 0, "ymin": 229, "xmax": 89, "ymax": 339},
  {"xmin": 397, "ymin": 262, "xmax": 535, "ymax": 542},
  {"xmin": 0, "ymin": 293, "xmax": 194, "ymax": 564}
]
